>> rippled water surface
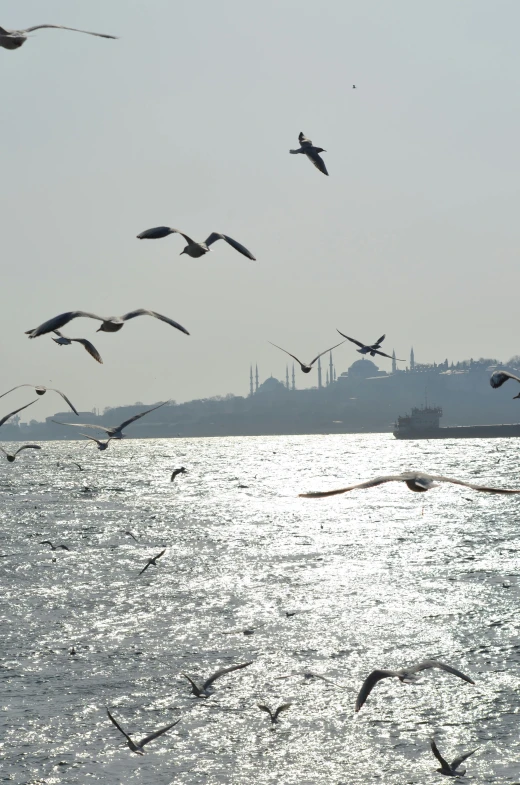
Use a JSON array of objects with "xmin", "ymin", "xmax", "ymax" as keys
[{"xmin": 1, "ymin": 434, "xmax": 520, "ymax": 784}]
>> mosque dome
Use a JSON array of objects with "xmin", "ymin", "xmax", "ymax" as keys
[
  {"xmin": 256, "ymin": 376, "xmax": 287, "ymax": 394},
  {"xmin": 347, "ymin": 358, "xmax": 380, "ymax": 377}
]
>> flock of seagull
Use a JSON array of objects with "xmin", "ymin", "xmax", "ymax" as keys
[{"xmin": 3, "ymin": 15, "xmax": 520, "ymax": 781}]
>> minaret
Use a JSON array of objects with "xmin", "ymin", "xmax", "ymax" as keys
[
  {"xmin": 285, "ymin": 364, "xmax": 289, "ymax": 389},
  {"xmin": 329, "ymin": 351, "xmax": 334, "ymax": 386},
  {"xmin": 326, "ymin": 369, "xmax": 329, "ymax": 386},
  {"xmin": 249, "ymin": 365, "xmax": 254, "ymax": 397},
  {"xmin": 291, "ymin": 364, "xmax": 296, "ymax": 391},
  {"xmin": 392, "ymin": 350, "xmax": 396, "ymax": 374},
  {"xmin": 317, "ymin": 356, "xmax": 323, "ymax": 389},
  {"xmin": 255, "ymin": 364, "xmax": 259, "ymax": 392},
  {"xmin": 410, "ymin": 347, "xmax": 415, "ymax": 370},
  {"xmin": 334, "ymin": 366, "xmax": 337, "ymax": 382}
]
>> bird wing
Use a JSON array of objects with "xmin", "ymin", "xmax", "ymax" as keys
[
  {"xmin": 0, "ymin": 446, "xmax": 7, "ymax": 457},
  {"xmin": 273, "ymin": 703, "xmax": 292, "ymax": 720},
  {"xmin": 308, "ymin": 340, "xmax": 346, "ymax": 366},
  {"xmin": 52, "ymin": 420, "xmax": 111, "ymax": 435},
  {"xmin": 116, "ymin": 401, "xmax": 168, "ymax": 432},
  {"xmin": 0, "ymin": 400, "xmax": 37, "ymax": 428},
  {"xmin": 298, "ymin": 132, "xmax": 312, "ymax": 146},
  {"xmin": 372, "ymin": 348, "xmax": 402, "ymax": 360},
  {"xmin": 40, "ymin": 541, "xmax": 53, "ymax": 547},
  {"xmin": 53, "ymin": 330, "xmax": 64, "ymax": 338},
  {"xmin": 153, "ymin": 549, "xmax": 166, "ymax": 561},
  {"xmin": 204, "ymin": 233, "xmax": 256, "ymax": 260},
  {"xmin": 355, "ymin": 670, "xmax": 397, "ymax": 712},
  {"xmin": 410, "ymin": 660, "xmax": 475, "ymax": 684},
  {"xmin": 138, "ymin": 718, "xmax": 180, "ymax": 748},
  {"xmin": 268, "ymin": 342, "xmax": 304, "ymax": 366},
  {"xmin": 58, "ymin": 545, "xmax": 70, "ymax": 550},
  {"xmin": 182, "ymin": 674, "xmax": 200, "ymax": 693},
  {"xmin": 23, "ymin": 25, "xmax": 117, "ymax": 39},
  {"xmin": 490, "ymin": 370, "xmax": 520, "ymax": 388},
  {"xmin": 430, "ymin": 738, "xmax": 451, "ymax": 772},
  {"xmin": 138, "ymin": 561, "xmax": 152, "ymax": 576},
  {"xmin": 305, "ymin": 149, "xmax": 328, "ymax": 176},
  {"xmin": 431, "ymin": 475, "xmax": 520, "ymax": 495},
  {"xmin": 125, "ymin": 531, "xmax": 139, "ymax": 542},
  {"xmin": 120, "ymin": 309, "xmax": 190, "ymax": 336},
  {"xmin": 257, "ymin": 704, "xmax": 273, "ymax": 719},
  {"xmin": 451, "ymin": 749, "xmax": 477, "ymax": 770},
  {"xmin": 0, "ymin": 384, "xmax": 33, "ymax": 400},
  {"xmin": 79, "ymin": 432, "xmax": 105, "ymax": 446},
  {"xmin": 13, "ymin": 445, "xmax": 41, "ymax": 456},
  {"xmin": 203, "ymin": 660, "xmax": 253, "ymax": 689},
  {"xmin": 27, "ymin": 312, "xmax": 103, "ymax": 338},
  {"xmin": 373, "ymin": 334, "xmax": 386, "ymax": 346},
  {"xmin": 299, "ymin": 475, "xmax": 407, "ymax": 498},
  {"xmin": 336, "ymin": 330, "xmax": 365, "ymax": 349},
  {"xmin": 106, "ymin": 710, "xmax": 133, "ymax": 744},
  {"xmin": 70, "ymin": 338, "xmax": 103, "ymax": 364},
  {"xmin": 48, "ymin": 388, "xmax": 78, "ymax": 416},
  {"xmin": 136, "ymin": 226, "xmax": 195, "ymax": 243}
]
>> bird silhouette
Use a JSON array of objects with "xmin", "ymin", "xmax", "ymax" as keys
[
  {"xmin": 290, "ymin": 132, "xmax": 328, "ymax": 175},
  {"xmin": 26, "ymin": 310, "xmax": 189, "ymax": 338},
  {"xmin": 138, "ymin": 549, "xmax": 166, "ymax": 576},
  {"xmin": 269, "ymin": 340, "xmax": 345, "ymax": 373},
  {"xmin": 0, "ymin": 400, "xmax": 37, "ymax": 428},
  {"xmin": 52, "ymin": 330, "xmax": 103, "ymax": 364},
  {"xmin": 182, "ymin": 661, "xmax": 253, "ymax": 697},
  {"xmin": 0, "ymin": 23, "xmax": 117, "ymax": 50},
  {"xmin": 430, "ymin": 737, "xmax": 478, "ymax": 776},
  {"xmin": 137, "ymin": 226, "xmax": 256, "ymax": 260},
  {"xmin": 171, "ymin": 467, "xmax": 187, "ymax": 482},
  {"xmin": 53, "ymin": 401, "xmax": 168, "ymax": 439},
  {"xmin": 0, "ymin": 384, "xmax": 78, "ymax": 415},
  {"xmin": 336, "ymin": 331, "xmax": 404, "ymax": 361},
  {"xmin": 257, "ymin": 703, "xmax": 292, "ymax": 724},
  {"xmin": 106, "ymin": 709, "xmax": 179, "ymax": 755},
  {"xmin": 40, "ymin": 541, "xmax": 69, "ymax": 551},
  {"xmin": 0, "ymin": 444, "xmax": 41, "ymax": 462}
]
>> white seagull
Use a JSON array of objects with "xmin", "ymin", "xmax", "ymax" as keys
[
  {"xmin": 137, "ymin": 226, "xmax": 256, "ymax": 260},
  {"xmin": 0, "ymin": 384, "xmax": 78, "ymax": 415},
  {"xmin": 299, "ymin": 471, "xmax": 520, "ymax": 498},
  {"xmin": 53, "ymin": 401, "xmax": 168, "ymax": 440},
  {"xmin": 490, "ymin": 370, "xmax": 520, "ymax": 398},
  {"xmin": 430, "ymin": 737, "xmax": 478, "ymax": 777},
  {"xmin": 336, "ymin": 330, "xmax": 404, "ymax": 361},
  {"xmin": 52, "ymin": 330, "xmax": 103, "ymax": 364},
  {"xmin": 0, "ymin": 23, "xmax": 117, "ymax": 50},
  {"xmin": 355, "ymin": 660, "xmax": 474, "ymax": 712},
  {"xmin": 0, "ymin": 444, "xmax": 41, "ymax": 462},
  {"xmin": 80, "ymin": 433, "xmax": 113, "ymax": 451},
  {"xmin": 290, "ymin": 132, "xmax": 328, "ymax": 176},
  {"xmin": 106, "ymin": 709, "xmax": 179, "ymax": 756},
  {"xmin": 269, "ymin": 340, "xmax": 345, "ymax": 373},
  {"xmin": 0, "ymin": 400, "xmax": 37, "ymax": 428},
  {"xmin": 182, "ymin": 661, "xmax": 253, "ymax": 697},
  {"xmin": 26, "ymin": 309, "xmax": 189, "ymax": 338}
]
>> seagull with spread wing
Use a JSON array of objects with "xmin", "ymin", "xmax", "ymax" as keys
[
  {"xmin": 0, "ymin": 400, "xmax": 37, "ymax": 429},
  {"xmin": 137, "ymin": 226, "xmax": 256, "ymax": 260},
  {"xmin": 300, "ymin": 471, "xmax": 520, "ymax": 498},
  {"xmin": 137, "ymin": 549, "xmax": 166, "ymax": 577},
  {"xmin": 430, "ymin": 737, "xmax": 478, "ymax": 777},
  {"xmin": 40, "ymin": 541, "xmax": 69, "ymax": 551},
  {"xmin": 80, "ymin": 433, "xmax": 113, "ymax": 451},
  {"xmin": 0, "ymin": 23, "xmax": 117, "ymax": 50},
  {"xmin": 490, "ymin": 370, "xmax": 520, "ymax": 398},
  {"xmin": 258, "ymin": 703, "xmax": 292, "ymax": 724},
  {"xmin": 171, "ymin": 467, "xmax": 186, "ymax": 482},
  {"xmin": 182, "ymin": 661, "xmax": 253, "ymax": 697},
  {"xmin": 268, "ymin": 340, "xmax": 345, "ymax": 373},
  {"xmin": 355, "ymin": 660, "xmax": 474, "ymax": 712},
  {"xmin": 336, "ymin": 330, "xmax": 404, "ymax": 361},
  {"xmin": 290, "ymin": 132, "xmax": 328, "ymax": 175},
  {"xmin": 0, "ymin": 444, "xmax": 41, "ymax": 462},
  {"xmin": 53, "ymin": 401, "xmax": 168, "ymax": 440},
  {"xmin": 106, "ymin": 709, "xmax": 179, "ymax": 755},
  {"xmin": 0, "ymin": 384, "xmax": 78, "ymax": 415},
  {"xmin": 52, "ymin": 330, "xmax": 103, "ymax": 364},
  {"xmin": 26, "ymin": 310, "xmax": 189, "ymax": 338}
]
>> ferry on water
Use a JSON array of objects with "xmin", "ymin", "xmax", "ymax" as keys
[{"xmin": 393, "ymin": 405, "xmax": 520, "ymax": 439}]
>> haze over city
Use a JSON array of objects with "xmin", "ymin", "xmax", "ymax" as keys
[{"xmin": 3, "ymin": 0, "xmax": 520, "ymax": 420}]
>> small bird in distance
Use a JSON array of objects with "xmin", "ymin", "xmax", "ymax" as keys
[
  {"xmin": 138, "ymin": 549, "xmax": 166, "ymax": 576},
  {"xmin": 171, "ymin": 467, "xmax": 186, "ymax": 482},
  {"xmin": 80, "ymin": 433, "xmax": 113, "ymax": 451},
  {"xmin": 40, "ymin": 541, "xmax": 70, "ymax": 551},
  {"xmin": 0, "ymin": 444, "xmax": 41, "ymax": 462},
  {"xmin": 258, "ymin": 703, "xmax": 292, "ymax": 724},
  {"xmin": 106, "ymin": 709, "xmax": 179, "ymax": 755},
  {"xmin": 53, "ymin": 401, "xmax": 168, "ymax": 440},
  {"xmin": 290, "ymin": 132, "xmax": 328, "ymax": 176},
  {"xmin": 137, "ymin": 226, "xmax": 256, "ymax": 260},
  {"xmin": 269, "ymin": 340, "xmax": 345, "ymax": 373},
  {"xmin": 182, "ymin": 661, "xmax": 254, "ymax": 697},
  {"xmin": 336, "ymin": 331, "xmax": 403, "ymax": 361},
  {"xmin": 430, "ymin": 737, "xmax": 478, "ymax": 777}
]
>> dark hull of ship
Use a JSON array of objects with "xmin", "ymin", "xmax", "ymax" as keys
[{"xmin": 394, "ymin": 423, "xmax": 520, "ymax": 439}]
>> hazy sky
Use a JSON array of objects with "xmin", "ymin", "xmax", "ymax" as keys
[{"xmin": 3, "ymin": 0, "xmax": 520, "ymax": 420}]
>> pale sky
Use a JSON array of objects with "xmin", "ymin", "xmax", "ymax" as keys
[{"xmin": 3, "ymin": 0, "xmax": 520, "ymax": 420}]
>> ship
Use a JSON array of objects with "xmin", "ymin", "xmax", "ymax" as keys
[{"xmin": 393, "ymin": 405, "xmax": 520, "ymax": 439}]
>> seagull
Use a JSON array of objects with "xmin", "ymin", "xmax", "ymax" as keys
[
  {"xmin": 138, "ymin": 549, "xmax": 166, "ymax": 576},
  {"xmin": 0, "ymin": 400, "xmax": 37, "ymax": 429},
  {"xmin": 289, "ymin": 132, "xmax": 328, "ymax": 176},
  {"xmin": 40, "ymin": 541, "xmax": 69, "ymax": 551},
  {"xmin": 336, "ymin": 330, "xmax": 404, "ymax": 361},
  {"xmin": 137, "ymin": 226, "xmax": 256, "ymax": 260},
  {"xmin": 258, "ymin": 703, "xmax": 292, "ymax": 724},
  {"xmin": 171, "ymin": 467, "xmax": 186, "ymax": 482},
  {"xmin": 182, "ymin": 661, "xmax": 253, "ymax": 697},
  {"xmin": 0, "ymin": 23, "xmax": 117, "ymax": 50},
  {"xmin": 124, "ymin": 531, "xmax": 139, "ymax": 543},
  {"xmin": 490, "ymin": 370, "xmax": 520, "ymax": 398},
  {"xmin": 106, "ymin": 709, "xmax": 179, "ymax": 756},
  {"xmin": 430, "ymin": 737, "xmax": 478, "ymax": 777},
  {"xmin": 53, "ymin": 401, "xmax": 168, "ymax": 440},
  {"xmin": 268, "ymin": 340, "xmax": 345, "ymax": 373},
  {"xmin": 52, "ymin": 330, "xmax": 103, "ymax": 364},
  {"xmin": 0, "ymin": 384, "xmax": 78, "ymax": 415},
  {"xmin": 355, "ymin": 660, "xmax": 474, "ymax": 712},
  {"xmin": 80, "ymin": 433, "xmax": 113, "ymax": 451},
  {"xmin": 25, "ymin": 310, "xmax": 189, "ymax": 339},
  {"xmin": 0, "ymin": 444, "xmax": 41, "ymax": 462},
  {"xmin": 299, "ymin": 471, "xmax": 520, "ymax": 498}
]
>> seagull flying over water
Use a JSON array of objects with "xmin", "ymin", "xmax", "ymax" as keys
[
  {"xmin": 0, "ymin": 23, "xmax": 117, "ymax": 50},
  {"xmin": 336, "ymin": 330, "xmax": 404, "ymax": 361},
  {"xmin": 290, "ymin": 132, "xmax": 328, "ymax": 176},
  {"xmin": 182, "ymin": 661, "xmax": 253, "ymax": 697},
  {"xmin": 138, "ymin": 549, "xmax": 166, "ymax": 576},
  {"xmin": 0, "ymin": 384, "xmax": 78, "ymax": 415},
  {"xmin": 40, "ymin": 540, "xmax": 69, "ymax": 551},
  {"xmin": 299, "ymin": 471, "xmax": 520, "ymax": 498},
  {"xmin": 171, "ymin": 467, "xmax": 186, "ymax": 482},
  {"xmin": 355, "ymin": 660, "xmax": 474, "ymax": 712},
  {"xmin": 268, "ymin": 340, "xmax": 345, "ymax": 373},
  {"xmin": 53, "ymin": 401, "xmax": 168, "ymax": 440},
  {"xmin": 26, "ymin": 310, "xmax": 189, "ymax": 338},
  {"xmin": 80, "ymin": 432, "xmax": 113, "ymax": 451},
  {"xmin": 52, "ymin": 330, "xmax": 103, "ymax": 364},
  {"xmin": 137, "ymin": 226, "xmax": 256, "ymax": 260},
  {"xmin": 106, "ymin": 709, "xmax": 179, "ymax": 755},
  {"xmin": 0, "ymin": 444, "xmax": 41, "ymax": 462},
  {"xmin": 430, "ymin": 737, "xmax": 478, "ymax": 777},
  {"xmin": 0, "ymin": 400, "xmax": 37, "ymax": 429},
  {"xmin": 258, "ymin": 703, "xmax": 292, "ymax": 724},
  {"xmin": 490, "ymin": 370, "xmax": 520, "ymax": 398}
]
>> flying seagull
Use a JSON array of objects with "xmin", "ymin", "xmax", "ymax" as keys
[
  {"xmin": 53, "ymin": 401, "xmax": 168, "ymax": 439},
  {"xmin": 299, "ymin": 471, "xmax": 520, "ymax": 498},
  {"xmin": 171, "ymin": 467, "xmax": 186, "ymax": 482},
  {"xmin": 0, "ymin": 384, "xmax": 78, "ymax": 415},
  {"xmin": 137, "ymin": 226, "xmax": 256, "ymax": 260},
  {"xmin": 80, "ymin": 433, "xmax": 113, "ymax": 451},
  {"xmin": 490, "ymin": 370, "xmax": 520, "ymax": 398},
  {"xmin": 0, "ymin": 400, "xmax": 37, "ymax": 429},
  {"xmin": 124, "ymin": 531, "xmax": 139, "ymax": 543},
  {"xmin": 106, "ymin": 709, "xmax": 179, "ymax": 756},
  {"xmin": 290, "ymin": 132, "xmax": 328, "ymax": 176},
  {"xmin": 26, "ymin": 310, "xmax": 189, "ymax": 338},
  {"xmin": 258, "ymin": 703, "xmax": 292, "ymax": 724},
  {"xmin": 138, "ymin": 549, "xmax": 166, "ymax": 576},
  {"xmin": 430, "ymin": 737, "xmax": 478, "ymax": 777},
  {"xmin": 52, "ymin": 330, "xmax": 103, "ymax": 364},
  {"xmin": 355, "ymin": 660, "xmax": 474, "ymax": 712},
  {"xmin": 40, "ymin": 541, "xmax": 69, "ymax": 551},
  {"xmin": 0, "ymin": 444, "xmax": 41, "ymax": 462},
  {"xmin": 336, "ymin": 330, "xmax": 404, "ymax": 361},
  {"xmin": 182, "ymin": 661, "xmax": 253, "ymax": 697},
  {"xmin": 0, "ymin": 24, "xmax": 117, "ymax": 50},
  {"xmin": 268, "ymin": 340, "xmax": 345, "ymax": 373}
]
